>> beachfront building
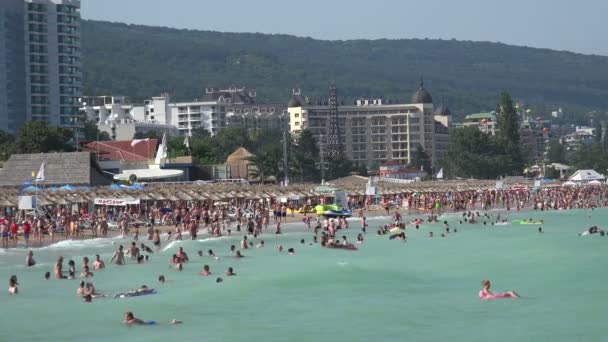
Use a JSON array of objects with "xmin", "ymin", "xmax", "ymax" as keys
[
  {"xmin": 462, "ymin": 112, "xmax": 498, "ymax": 135},
  {"xmin": 368, "ymin": 161, "xmax": 427, "ymax": 180},
  {"xmin": 560, "ymin": 130, "xmax": 594, "ymax": 151},
  {"xmin": 0, "ymin": 0, "xmax": 82, "ymax": 132},
  {"xmin": 288, "ymin": 81, "xmax": 451, "ymax": 169},
  {"xmin": 204, "ymin": 86, "xmax": 290, "ymax": 132},
  {"xmin": 80, "ymin": 94, "xmax": 225, "ymax": 138},
  {"xmin": 79, "ymin": 95, "xmax": 179, "ymax": 140}
]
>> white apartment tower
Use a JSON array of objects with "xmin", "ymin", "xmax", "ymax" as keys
[{"xmin": 0, "ymin": 0, "xmax": 82, "ymax": 132}]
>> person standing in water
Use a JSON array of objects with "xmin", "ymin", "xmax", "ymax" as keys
[
  {"xmin": 93, "ymin": 255, "xmax": 105, "ymax": 270},
  {"xmin": 110, "ymin": 245, "xmax": 125, "ymax": 265},
  {"xmin": 25, "ymin": 251, "xmax": 36, "ymax": 267},
  {"xmin": 478, "ymin": 279, "xmax": 520, "ymax": 300}
]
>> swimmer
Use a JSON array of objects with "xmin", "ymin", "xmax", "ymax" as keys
[
  {"xmin": 288, "ymin": 248, "xmax": 295, "ymax": 255},
  {"xmin": 140, "ymin": 243, "xmax": 154, "ymax": 254},
  {"xmin": 8, "ymin": 275, "xmax": 18, "ymax": 294},
  {"xmin": 200, "ymin": 264, "xmax": 211, "ymax": 276},
  {"xmin": 93, "ymin": 255, "xmax": 105, "ymax": 270},
  {"xmin": 356, "ymin": 233, "xmax": 364, "ymax": 244},
  {"xmin": 110, "ymin": 245, "xmax": 125, "ymax": 265},
  {"xmin": 429, "ymin": 232, "xmax": 433, "ymax": 238},
  {"xmin": 226, "ymin": 267, "xmax": 236, "ymax": 276},
  {"xmin": 216, "ymin": 277, "xmax": 223, "ymax": 283},
  {"xmin": 278, "ymin": 245, "xmax": 284, "ymax": 252},
  {"xmin": 538, "ymin": 227, "xmax": 543, "ymax": 233},
  {"xmin": 207, "ymin": 249, "xmax": 215, "ymax": 257},
  {"xmin": 54, "ymin": 256, "xmax": 66, "ymax": 279},
  {"xmin": 158, "ymin": 275, "xmax": 165, "ymax": 283},
  {"xmin": 26, "ymin": 251, "xmax": 35, "ymax": 267},
  {"xmin": 77, "ymin": 281, "xmax": 86, "ymax": 295},
  {"xmin": 235, "ymin": 251, "xmax": 244, "ymax": 258},
  {"xmin": 478, "ymin": 279, "xmax": 519, "ymax": 300},
  {"xmin": 44, "ymin": 272, "xmax": 50, "ymax": 280},
  {"xmin": 176, "ymin": 247, "xmax": 189, "ymax": 262},
  {"xmin": 197, "ymin": 250, "xmax": 203, "ymax": 257},
  {"xmin": 68, "ymin": 260, "xmax": 76, "ymax": 279},
  {"xmin": 230, "ymin": 245, "xmax": 236, "ymax": 254},
  {"xmin": 83, "ymin": 294, "xmax": 92, "ymax": 303},
  {"xmin": 80, "ymin": 265, "xmax": 94, "ymax": 278},
  {"xmin": 256, "ymin": 240, "xmax": 264, "ymax": 248},
  {"xmin": 123, "ymin": 311, "xmax": 145, "ymax": 325}
]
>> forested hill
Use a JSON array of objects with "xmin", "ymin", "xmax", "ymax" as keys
[{"xmin": 81, "ymin": 20, "xmax": 608, "ymax": 118}]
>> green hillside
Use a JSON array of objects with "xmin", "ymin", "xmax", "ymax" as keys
[{"xmin": 81, "ymin": 20, "xmax": 608, "ymax": 118}]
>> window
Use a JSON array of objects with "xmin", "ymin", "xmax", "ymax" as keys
[
  {"xmin": 294, "ymin": 113, "xmax": 299, "ymax": 118},
  {"xmin": 295, "ymin": 122, "xmax": 300, "ymax": 126}
]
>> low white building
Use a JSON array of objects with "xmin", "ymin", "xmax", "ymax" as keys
[
  {"xmin": 79, "ymin": 95, "xmax": 178, "ymax": 140},
  {"xmin": 80, "ymin": 94, "xmax": 226, "ymax": 138}
]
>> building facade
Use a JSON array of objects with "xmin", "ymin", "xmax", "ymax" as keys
[
  {"xmin": 288, "ymin": 82, "xmax": 451, "ymax": 169},
  {"xmin": 1, "ymin": 0, "xmax": 82, "ymax": 132},
  {"xmin": 26, "ymin": 0, "xmax": 82, "ymax": 128},
  {"xmin": 0, "ymin": 0, "xmax": 27, "ymax": 132},
  {"xmin": 203, "ymin": 86, "xmax": 289, "ymax": 132}
]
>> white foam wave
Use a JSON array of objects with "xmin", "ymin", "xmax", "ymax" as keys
[{"xmin": 39, "ymin": 237, "xmax": 114, "ymax": 250}]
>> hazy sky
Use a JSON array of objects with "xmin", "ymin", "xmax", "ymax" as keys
[{"xmin": 83, "ymin": 0, "xmax": 608, "ymax": 56}]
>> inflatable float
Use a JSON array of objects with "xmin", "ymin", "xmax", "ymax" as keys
[
  {"xmin": 114, "ymin": 288, "xmax": 157, "ymax": 299},
  {"xmin": 325, "ymin": 244, "xmax": 358, "ymax": 251},
  {"xmin": 512, "ymin": 220, "xmax": 543, "ymax": 225}
]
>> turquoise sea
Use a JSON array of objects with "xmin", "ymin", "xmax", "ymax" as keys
[{"xmin": 1, "ymin": 209, "xmax": 607, "ymax": 342}]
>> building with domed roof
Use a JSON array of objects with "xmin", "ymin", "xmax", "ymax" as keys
[{"xmin": 288, "ymin": 79, "xmax": 451, "ymax": 170}]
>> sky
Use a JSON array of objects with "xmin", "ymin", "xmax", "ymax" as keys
[{"xmin": 83, "ymin": 0, "xmax": 608, "ymax": 56}]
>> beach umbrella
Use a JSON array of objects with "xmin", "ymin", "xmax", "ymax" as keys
[{"xmin": 0, "ymin": 198, "xmax": 16, "ymax": 207}]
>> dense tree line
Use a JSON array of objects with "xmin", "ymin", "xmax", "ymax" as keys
[
  {"xmin": 444, "ymin": 92, "xmax": 524, "ymax": 178},
  {"xmin": 82, "ymin": 20, "xmax": 608, "ymax": 119}
]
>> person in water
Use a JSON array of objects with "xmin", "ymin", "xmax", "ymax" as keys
[
  {"xmin": 158, "ymin": 275, "xmax": 166, "ymax": 283},
  {"xmin": 93, "ymin": 255, "xmax": 105, "ymax": 270},
  {"xmin": 110, "ymin": 245, "xmax": 125, "ymax": 265},
  {"xmin": 200, "ymin": 264, "xmax": 211, "ymax": 276},
  {"xmin": 80, "ymin": 266, "xmax": 94, "ymax": 278},
  {"xmin": 226, "ymin": 267, "xmax": 236, "ymax": 276},
  {"xmin": 8, "ymin": 275, "xmax": 18, "ymax": 295},
  {"xmin": 26, "ymin": 251, "xmax": 35, "ymax": 267},
  {"xmin": 478, "ymin": 279, "xmax": 519, "ymax": 300}
]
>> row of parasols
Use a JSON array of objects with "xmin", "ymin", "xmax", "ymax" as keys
[{"xmin": 0, "ymin": 180, "xmax": 554, "ymax": 208}]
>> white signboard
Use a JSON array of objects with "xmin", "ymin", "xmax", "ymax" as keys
[
  {"xmin": 534, "ymin": 180, "xmax": 541, "ymax": 187},
  {"xmin": 334, "ymin": 191, "xmax": 348, "ymax": 208},
  {"xmin": 495, "ymin": 181, "xmax": 504, "ymax": 190},
  {"xmin": 18, "ymin": 196, "xmax": 36, "ymax": 210},
  {"xmin": 94, "ymin": 198, "xmax": 140, "ymax": 206},
  {"xmin": 365, "ymin": 186, "xmax": 376, "ymax": 196}
]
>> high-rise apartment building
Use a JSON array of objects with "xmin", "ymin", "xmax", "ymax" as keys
[{"xmin": 0, "ymin": 0, "xmax": 81, "ymax": 132}]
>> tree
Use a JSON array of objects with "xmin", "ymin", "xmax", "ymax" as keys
[
  {"xmin": 326, "ymin": 154, "xmax": 354, "ymax": 180},
  {"xmin": 15, "ymin": 121, "xmax": 74, "ymax": 154},
  {"xmin": 444, "ymin": 126, "xmax": 512, "ymax": 179},
  {"xmin": 134, "ymin": 130, "xmax": 161, "ymax": 140},
  {"xmin": 495, "ymin": 92, "xmax": 522, "ymax": 169},
  {"xmin": 247, "ymin": 144, "xmax": 281, "ymax": 183},
  {"xmin": 292, "ymin": 129, "xmax": 320, "ymax": 182},
  {"xmin": 409, "ymin": 144, "xmax": 431, "ymax": 173},
  {"xmin": 546, "ymin": 139, "xmax": 566, "ymax": 163},
  {"xmin": 82, "ymin": 120, "xmax": 110, "ymax": 141}
]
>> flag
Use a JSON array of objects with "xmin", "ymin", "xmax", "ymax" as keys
[
  {"xmin": 436, "ymin": 168, "xmax": 444, "ymax": 179},
  {"xmin": 35, "ymin": 162, "xmax": 45, "ymax": 182},
  {"xmin": 131, "ymin": 138, "xmax": 149, "ymax": 147},
  {"xmin": 183, "ymin": 136, "xmax": 190, "ymax": 149}
]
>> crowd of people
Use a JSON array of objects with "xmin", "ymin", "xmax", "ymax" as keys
[{"xmin": 1, "ymin": 185, "xmax": 607, "ymax": 249}]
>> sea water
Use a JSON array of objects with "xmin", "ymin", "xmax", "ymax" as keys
[{"xmin": 0, "ymin": 209, "xmax": 607, "ymax": 342}]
